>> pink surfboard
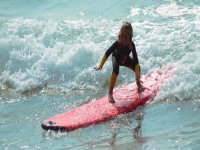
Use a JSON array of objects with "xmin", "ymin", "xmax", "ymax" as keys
[{"xmin": 41, "ymin": 66, "xmax": 173, "ymax": 131}]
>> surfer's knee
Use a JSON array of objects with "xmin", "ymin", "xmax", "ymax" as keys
[
  {"xmin": 113, "ymin": 68, "xmax": 119, "ymax": 75},
  {"xmin": 112, "ymin": 55, "xmax": 120, "ymax": 75}
]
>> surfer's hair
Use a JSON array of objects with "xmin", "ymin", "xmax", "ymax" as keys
[{"xmin": 117, "ymin": 21, "xmax": 133, "ymax": 44}]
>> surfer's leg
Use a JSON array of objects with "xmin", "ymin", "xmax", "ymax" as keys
[
  {"xmin": 124, "ymin": 57, "xmax": 144, "ymax": 91},
  {"xmin": 108, "ymin": 56, "xmax": 119, "ymax": 103},
  {"xmin": 123, "ymin": 56, "xmax": 139, "ymax": 77},
  {"xmin": 109, "ymin": 72, "xmax": 117, "ymax": 103},
  {"xmin": 134, "ymin": 64, "xmax": 146, "ymax": 92}
]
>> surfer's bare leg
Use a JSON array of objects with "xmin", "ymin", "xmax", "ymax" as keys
[
  {"xmin": 108, "ymin": 88, "xmax": 115, "ymax": 103},
  {"xmin": 134, "ymin": 64, "xmax": 145, "ymax": 92},
  {"xmin": 136, "ymin": 79, "xmax": 144, "ymax": 91},
  {"xmin": 108, "ymin": 72, "xmax": 117, "ymax": 103}
]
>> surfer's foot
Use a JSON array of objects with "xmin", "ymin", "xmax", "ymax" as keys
[
  {"xmin": 108, "ymin": 94, "xmax": 115, "ymax": 103},
  {"xmin": 137, "ymin": 83, "xmax": 146, "ymax": 92}
]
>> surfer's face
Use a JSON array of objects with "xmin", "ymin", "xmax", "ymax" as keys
[{"xmin": 119, "ymin": 31, "xmax": 130, "ymax": 47}]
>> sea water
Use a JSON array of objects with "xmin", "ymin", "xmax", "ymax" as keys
[{"xmin": 0, "ymin": 0, "xmax": 200, "ymax": 149}]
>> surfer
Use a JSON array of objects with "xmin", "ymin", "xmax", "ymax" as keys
[{"xmin": 94, "ymin": 21, "xmax": 144, "ymax": 103}]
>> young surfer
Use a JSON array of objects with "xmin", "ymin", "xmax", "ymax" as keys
[{"xmin": 94, "ymin": 21, "xmax": 144, "ymax": 103}]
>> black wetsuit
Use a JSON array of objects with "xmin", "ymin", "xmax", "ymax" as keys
[{"xmin": 105, "ymin": 40, "xmax": 139, "ymax": 75}]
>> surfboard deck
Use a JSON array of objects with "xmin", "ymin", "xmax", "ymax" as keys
[{"xmin": 41, "ymin": 66, "xmax": 173, "ymax": 132}]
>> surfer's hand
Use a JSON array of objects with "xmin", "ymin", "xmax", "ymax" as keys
[{"xmin": 93, "ymin": 66, "xmax": 102, "ymax": 71}]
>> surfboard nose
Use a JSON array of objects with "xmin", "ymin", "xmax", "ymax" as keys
[
  {"xmin": 41, "ymin": 122, "xmax": 50, "ymax": 130},
  {"xmin": 41, "ymin": 121, "xmax": 65, "ymax": 132}
]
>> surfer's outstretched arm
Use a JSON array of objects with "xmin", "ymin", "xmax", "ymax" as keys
[
  {"xmin": 93, "ymin": 54, "xmax": 107, "ymax": 71},
  {"xmin": 94, "ymin": 41, "xmax": 118, "ymax": 71}
]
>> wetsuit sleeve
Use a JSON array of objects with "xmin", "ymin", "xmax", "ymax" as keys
[
  {"xmin": 98, "ymin": 41, "xmax": 118, "ymax": 69},
  {"xmin": 131, "ymin": 42, "xmax": 140, "ymax": 79}
]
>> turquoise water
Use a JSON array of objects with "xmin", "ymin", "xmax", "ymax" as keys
[{"xmin": 0, "ymin": 0, "xmax": 200, "ymax": 149}]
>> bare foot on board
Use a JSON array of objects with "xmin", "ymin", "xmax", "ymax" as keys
[{"xmin": 108, "ymin": 94, "xmax": 115, "ymax": 103}]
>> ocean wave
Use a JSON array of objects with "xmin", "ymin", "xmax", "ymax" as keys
[{"xmin": 0, "ymin": 8, "xmax": 199, "ymax": 100}]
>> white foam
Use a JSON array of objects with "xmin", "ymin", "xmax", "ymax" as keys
[
  {"xmin": 129, "ymin": 4, "xmax": 200, "ymax": 101},
  {"xmin": 130, "ymin": 7, "xmax": 140, "ymax": 16},
  {"xmin": 0, "ymin": 4, "xmax": 200, "ymax": 98},
  {"xmin": 156, "ymin": 3, "xmax": 189, "ymax": 17},
  {"xmin": 0, "ymin": 18, "xmax": 119, "ymax": 92}
]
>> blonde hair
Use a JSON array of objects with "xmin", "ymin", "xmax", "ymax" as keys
[{"xmin": 117, "ymin": 21, "xmax": 133, "ymax": 44}]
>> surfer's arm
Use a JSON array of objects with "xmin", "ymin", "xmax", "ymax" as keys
[
  {"xmin": 97, "ymin": 54, "xmax": 107, "ymax": 70},
  {"xmin": 94, "ymin": 41, "xmax": 118, "ymax": 71}
]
